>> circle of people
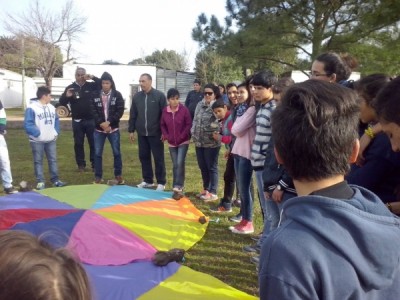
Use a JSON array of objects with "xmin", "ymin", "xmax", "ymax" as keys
[{"xmin": 1, "ymin": 50, "xmax": 400, "ymax": 299}]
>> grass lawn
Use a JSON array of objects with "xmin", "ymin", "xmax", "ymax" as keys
[{"xmin": 4, "ymin": 125, "xmax": 263, "ymax": 297}]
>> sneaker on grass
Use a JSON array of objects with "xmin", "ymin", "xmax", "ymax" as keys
[
  {"xmin": 229, "ymin": 213, "xmax": 242, "ymax": 223},
  {"xmin": 156, "ymin": 184, "xmax": 165, "ymax": 191},
  {"xmin": 243, "ymin": 244, "xmax": 261, "ymax": 253},
  {"xmin": 196, "ymin": 189, "xmax": 208, "ymax": 198},
  {"xmin": 210, "ymin": 202, "xmax": 232, "ymax": 213},
  {"xmin": 36, "ymin": 182, "xmax": 45, "ymax": 190},
  {"xmin": 53, "ymin": 180, "xmax": 66, "ymax": 187},
  {"xmin": 4, "ymin": 186, "xmax": 18, "ymax": 194},
  {"xmin": 115, "ymin": 176, "xmax": 125, "ymax": 185},
  {"xmin": 200, "ymin": 192, "xmax": 218, "ymax": 202},
  {"xmin": 231, "ymin": 220, "xmax": 254, "ymax": 234},
  {"xmin": 137, "ymin": 181, "xmax": 154, "ymax": 188}
]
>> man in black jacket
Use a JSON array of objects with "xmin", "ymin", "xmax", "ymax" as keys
[
  {"xmin": 184, "ymin": 79, "xmax": 203, "ymax": 120},
  {"xmin": 128, "ymin": 73, "xmax": 167, "ymax": 191},
  {"xmin": 91, "ymin": 72, "xmax": 125, "ymax": 184},
  {"xmin": 59, "ymin": 67, "xmax": 100, "ymax": 172}
]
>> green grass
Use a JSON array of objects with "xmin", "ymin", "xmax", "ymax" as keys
[{"xmin": 4, "ymin": 127, "xmax": 263, "ymax": 297}]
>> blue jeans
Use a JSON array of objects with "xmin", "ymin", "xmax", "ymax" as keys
[
  {"xmin": 169, "ymin": 144, "xmax": 189, "ymax": 188},
  {"xmin": 72, "ymin": 119, "xmax": 95, "ymax": 169},
  {"xmin": 94, "ymin": 130, "xmax": 122, "ymax": 179},
  {"xmin": 0, "ymin": 135, "xmax": 13, "ymax": 188},
  {"xmin": 137, "ymin": 135, "xmax": 166, "ymax": 185},
  {"xmin": 234, "ymin": 155, "xmax": 253, "ymax": 221},
  {"xmin": 258, "ymin": 191, "xmax": 296, "ymax": 247},
  {"xmin": 255, "ymin": 170, "xmax": 267, "ymax": 220},
  {"xmin": 30, "ymin": 140, "xmax": 58, "ymax": 183},
  {"xmin": 195, "ymin": 146, "xmax": 220, "ymax": 194}
]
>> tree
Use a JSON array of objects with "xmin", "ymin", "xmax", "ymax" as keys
[
  {"xmin": 2, "ymin": 0, "xmax": 86, "ymax": 87},
  {"xmin": 129, "ymin": 49, "xmax": 189, "ymax": 71},
  {"xmin": 192, "ymin": 0, "xmax": 400, "ymax": 74},
  {"xmin": 103, "ymin": 59, "xmax": 121, "ymax": 65},
  {"xmin": 195, "ymin": 50, "xmax": 243, "ymax": 84}
]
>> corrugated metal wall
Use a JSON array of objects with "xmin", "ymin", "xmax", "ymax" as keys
[{"xmin": 156, "ymin": 68, "xmax": 195, "ymax": 103}]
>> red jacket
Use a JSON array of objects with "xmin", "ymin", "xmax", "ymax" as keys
[{"xmin": 160, "ymin": 104, "xmax": 192, "ymax": 146}]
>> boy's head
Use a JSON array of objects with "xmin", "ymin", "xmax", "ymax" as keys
[
  {"xmin": 36, "ymin": 86, "xmax": 51, "ymax": 103},
  {"xmin": 167, "ymin": 88, "xmax": 180, "ymax": 108},
  {"xmin": 372, "ymin": 76, "xmax": 400, "ymax": 151},
  {"xmin": 272, "ymin": 77, "xmax": 295, "ymax": 103},
  {"xmin": 272, "ymin": 80, "xmax": 359, "ymax": 181},
  {"xmin": 211, "ymin": 99, "xmax": 228, "ymax": 120},
  {"xmin": 251, "ymin": 70, "xmax": 277, "ymax": 103},
  {"xmin": 100, "ymin": 72, "xmax": 115, "ymax": 93}
]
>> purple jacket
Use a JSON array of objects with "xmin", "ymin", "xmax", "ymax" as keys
[{"xmin": 160, "ymin": 104, "xmax": 192, "ymax": 146}]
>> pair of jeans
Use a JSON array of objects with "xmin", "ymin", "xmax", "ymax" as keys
[
  {"xmin": 234, "ymin": 155, "xmax": 253, "ymax": 221},
  {"xmin": 94, "ymin": 130, "xmax": 122, "ymax": 179},
  {"xmin": 221, "ymin": 154, "xmax": 236, "ymax": 203},
  {"xmin": 257, "ymin": 191, "xmax": 296, "ymax": 247},
  {"xmin": 195, "ymin": 146, "xmax": 220, "ymax": 194},
  {"xmin": 169, "ymin": 144, "xmax": 189, "ymax": 188},
  {"xmin": 0, "ymin": 135, "xmax": 13, "ymax": 188},
  {"xmin": 72, "ymin": 119, "xmax": 95, "ymax": 169},
  {"xmin": 137, "ymin": 135, "xmax": 166, "ymax": 185},
  {"xmin": 30, "ymin": 140, "xmax": 58, "ymax": 183},
  {"xmin": 255, "ymin": 170, "xmax": 267, "ymax": 220}
]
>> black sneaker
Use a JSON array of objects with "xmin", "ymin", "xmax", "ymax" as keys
[
  {"xmin": 4, "ymin": 187, "xmax": 18, "ymax": 194},
  {"xmin": 243, "ymin": 244, "xmax": 261, "ymax": 254}
]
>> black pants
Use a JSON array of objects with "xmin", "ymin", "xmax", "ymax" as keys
[
  {"xmin": 221, "ymin": 154, "xmax": 236, "ymax": 203},
  {"xmin": 72, "ymin": 119, "xmax": 95, "ymax": 169},
  {"xmin": 137, "ymin": 135, "xmax": 166, "ymax": 185}
]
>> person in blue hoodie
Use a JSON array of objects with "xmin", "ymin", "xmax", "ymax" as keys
[
  {"xmin": 24, "ymin": 86, "xmax": 66, "ymax": 190},
  {"xmin": 259, "ymin": 79, "xmax": 400, "ymax": 299},
  {"xmin": 346, "ymin": 74, "xmax": 400, "ymax": 204}
]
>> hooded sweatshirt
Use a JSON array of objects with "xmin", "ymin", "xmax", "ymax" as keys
[
  {"xmin": 259, "ymin": 184, "xmax": 400, "ymax": 300},
  {"xmin": 24, "ymin": 100, "xmax": 59, "ymax": 142}
]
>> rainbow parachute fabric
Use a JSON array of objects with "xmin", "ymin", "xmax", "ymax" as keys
[{"xmin": 0, "ymin": 185, "xmax": 257, "ymax": 300}]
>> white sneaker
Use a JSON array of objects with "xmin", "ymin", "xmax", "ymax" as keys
[
  {"xmin": 173, "ymin": 186, "xmax": 183, "ymax": 193},
  {"xmin": 137, "ymin": 181, "xmax": 154, "ymax": 188},
  {"xmin": 156, "ymin": 184, "xmax": 165, "ymax": 191}
]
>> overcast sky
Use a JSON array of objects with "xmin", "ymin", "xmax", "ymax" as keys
[{"xmin": 0, "ymin": 0, "xmax": 229, "ymax": 71}]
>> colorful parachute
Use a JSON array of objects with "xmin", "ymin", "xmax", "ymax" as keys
[{"xmin": 0, "ymin": 185, "xmax": 257, "ymax": 300}]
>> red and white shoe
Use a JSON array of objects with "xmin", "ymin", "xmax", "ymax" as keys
[
  {"xmin": 229, "ymin": 219, "xmax": 246, "ymax": 231},
  {"xmin": 231, "ymin": 220, "xmax": 254, "ymax": 234}
]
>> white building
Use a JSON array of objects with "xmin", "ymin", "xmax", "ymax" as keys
[{"xmin": 0, "ymin": 68, "xmax": 37, "ymax": 108}]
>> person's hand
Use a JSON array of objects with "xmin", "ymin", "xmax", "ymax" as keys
[
  {"xmin": 272, "ymin": 188, "xmax": 284, "ymax": 203},
  {"xmin": 129, "ymin": 132, "xmax": 135, "ymax": 143},
  {"xmin": 212, "ymin": 132, "xmax": 220, "ymax": 141},
  {"xmin": 161, "ymin": 135, "xmax": 166, "ymax": 142},
  {"xmin": 66, "ymin": 88, "xmax": 74, "ymax": 97},
  {"xmin": 223, "ymin": 150, "xmax": 230, "ymax": 160},
  {"xmin": 356, "ymin": 133, "xmax": 372, "ymax": 166},
  {"xmin": 100, "ymin": 121, "xmax": 110, "ymax": 129},
  {"xmin": 264, "ymin": 191, "xmax": 271, "ymax": 199},
  {"xmin": 84, "ymin": 74, "xmax": 93, "ymax": 81}
]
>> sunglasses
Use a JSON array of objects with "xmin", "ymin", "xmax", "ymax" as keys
[{"xmin": 204, "ymin": 92, "xmax": 214, "ymax": 96}]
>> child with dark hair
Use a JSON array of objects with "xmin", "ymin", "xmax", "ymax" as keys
[
  {"xmin": 161, "ymin": 88, "xmax": 191, "ymax": 192},
  {"xmin": 259, "ymin": 79, "xmax": 400, "ymax": 299},
  {"xmin": 346, "ymin": 74, "xmax": 400, "ymax": 204},
  {"xmin": 210, "ymin": 99, "xmax": 234, "ymax": 211},
  {"xmin": 218, "ymin": 83, "xmax": 229, "ymax": 105},
  {"xmin": 248, "ymin": 70, "xmax": 278, "ymax": 234},
  {"xmin": 229, "ymin": 81, "xmax": 257, "ymax": 232},
  {"xmin": 91, "ymin": 72, "xmax": 125, "ymax": 184},
  {"xmin": 191, "ymin": 83, "xmax": 221, "ymax": 201},
  {"xmin": 244, "ymin": 77, "xmax": 296, "ymax": 258},
  {"xmin": 24, "ymin": 86, "xmax": 66, "ymax": 190},
  {"xmin": 0, "ymin": 230, "xmax": 92, "ymax": 300}
]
